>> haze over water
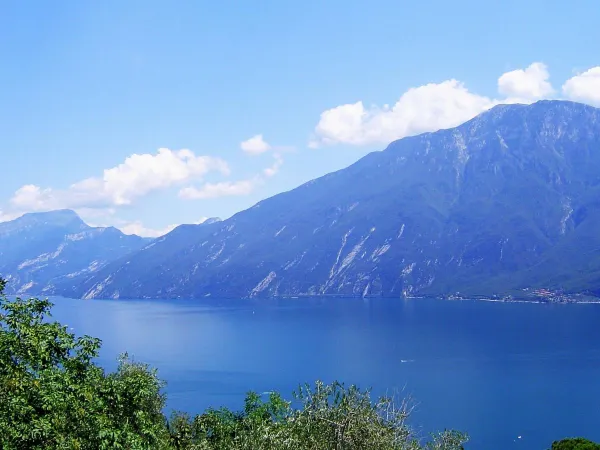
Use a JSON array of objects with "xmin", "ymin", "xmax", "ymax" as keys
[{"xmin": 50, "ymin": 297, "xmax": 600, "ymax": 449}]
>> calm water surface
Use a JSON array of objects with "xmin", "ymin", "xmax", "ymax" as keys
[{"xmin": 49, "ymin": 297, "xmax": 600, "ymax": 449}]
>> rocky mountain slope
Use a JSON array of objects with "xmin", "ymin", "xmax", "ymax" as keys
[
  {"xmin": 0, "ymin": 210, "xmax": 149, "ymax": 294},
  {"xmin": 40, "ymin": 101, "xmax": 600, "ymax": 299}
]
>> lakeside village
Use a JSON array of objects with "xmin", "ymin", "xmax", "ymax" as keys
[{"xmin": 444, "ymin": 288, "xmax": 600, "ymax": 304}]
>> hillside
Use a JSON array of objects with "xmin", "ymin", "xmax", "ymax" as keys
[
  {"xmin": 0, "ymin": 210, "xmax": 149, "ymax": 294},
  {"xmin": 53, "ymin": 101, "xmax": 600, "ymax": 299}
]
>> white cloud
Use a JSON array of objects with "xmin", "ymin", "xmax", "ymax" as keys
[
  {"xmin": 263, "ymin": 154, "xmax": 283, "ymax": 177},
  {"xmin": 310, "ymin": 81, "xmax": 494, "ymax": 147},
  {"xmin": 179, "ymin": 178, "xmax": 260, "ymax": 200},
  {"xmin": 92, "ymin": 148, "xmax": 230, "ymax": 205},
  {"xmin": 498, "ymin": 62, "xmax": 553, "ymax": 100},
  {"xmin": 562, "ymin": 67, "xmax": 600, "ymax": 106},
  {"xmin": 2, "ymin": 139, "xmax": 286, "ymax": 232},
  {"xmin": 4, "ymin": 143, "xmax": 284, "ymax": 231},
  {"xmin": 120, "ymin": 216, "xmax": 214, "ymax": 237},
  {"xmin": 10, "ymin": 185, "xmax": 56, "ymax": 210},
  {"xmin": 310, "ymin": 62, "xmax": 557, "ymax": 147},
  {"xmin": 9, "ymin": 148, "xmax": 229, "ymax": 211},
  {"xmin": 0, "ymin": 210, "xmax": 21, "ymax": 223},
  {"xmin": 82, "ymin": 210, "xmax": 212, "ymax": 238},
  {"xmin": 180, "ymin": 153, "xmax": 283, "ymax": 200},
  {"xmin": 241, "ymin": 134, "xmax": 272, "ymax": 155},
  {"xmin": 119, "ymin": 221, "xmax": 178, "ymax": 238}
]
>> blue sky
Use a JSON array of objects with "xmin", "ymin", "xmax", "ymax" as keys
[{"xmin": 1, "ymin": 0, "xmax": 599, "ymax": 236}]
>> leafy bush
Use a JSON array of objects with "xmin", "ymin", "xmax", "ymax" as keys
[
  {"xmin": 165, "ymin": 382, "xmax": 469, "ymax": 450},
  {"xmin": 0, "ymin": 278, "xmax": 168, "ymax": 449},
  {"xmin": 550, "ymin": 438, "xmax": 600, "ymax": 450}
]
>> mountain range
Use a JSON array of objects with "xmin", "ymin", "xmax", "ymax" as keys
[
  {"xmin": 3, "ymin": 100, "xmax": 600, "ymax": 300},
  {"xmin": 0, "ymin": 210, "xmax": 149, "ymax": 295}
]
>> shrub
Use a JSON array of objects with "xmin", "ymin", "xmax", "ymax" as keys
[
  {"xmin": 166, "ymin": 382, "xmax": 468, "ymax": 450},
  {"xmin": 0, "ymin": 278, "xmax": 169, "ymax": 449},
  {"xmin": 550, "ymin": 438, "xmax": 600, "ymax": 450}
]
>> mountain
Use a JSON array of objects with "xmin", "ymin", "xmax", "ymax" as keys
[
  {"xmin": 68, "ymin": 100, "xmax": 600, "ymax": 300},
  {"xmin": 0, "ymin": 210, "xmax": 149, "ymax": 295}
]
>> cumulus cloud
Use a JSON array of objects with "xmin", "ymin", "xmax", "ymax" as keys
[
  {"xmin": 498, "ymin": 62, "xmax": 553, "ymax": 100},
  {"xmin": 310, "ymin": 81, "xmax": 494, "ymax": 147},
  {"xmin": 263, "ymin": 154, "xmax": 283, "ymax": 177},
  {"xmin": 179, "ymin": 178, "xmax": 259, "ymax": 200},
  {"xmin": 241, "ymin": 134, "xmax": 295, "ymax": 155},
  {"xmin": 9, "ymin": 148, "xmax": 230, "ymax": 211},
  {"xmin": 309, "ymin": 62, "xmax": 558, "ymax": 147},
  {"xmin": 241, "ymin": 134, "xmax": 272, "ymax": 155},
  {"xmin": 180, "ymin": 153, "xmax": 283, "ymax": 200},
  {"xmin": 562, "ymin": 67, "xmax": 600, "ymax": 106},
  {"xmin": 4, "ymin": 143, "xmax": 285, "ymax": 231},
  {"xmin": 10, "ymin": 185, "xmax": 56, "ymax": 211}
]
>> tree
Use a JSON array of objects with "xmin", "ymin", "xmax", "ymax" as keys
[
  {"xmin": 0, "ymin": 278, "xmax": 169, "ymax": 449},
  {"xmin": 550, "ymin": 438, "xmax": 600, "ymax": 450}
]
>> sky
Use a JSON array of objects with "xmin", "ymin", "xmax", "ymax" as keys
[{"xmin": 1, "ymin": 0, "xmax": 599, "ymax": 237}]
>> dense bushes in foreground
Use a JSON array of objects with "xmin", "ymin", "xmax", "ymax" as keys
[
  {"xmin": 0, "ymin": 280, "xmax": 596, "ymax": 449},
  {"xmin": 550, "ymin": 438, "xmax": 600, "ymax": 450}
]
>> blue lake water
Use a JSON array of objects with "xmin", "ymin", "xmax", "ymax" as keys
[{"xmin": 48, "ymin": 296, "xmax": 600, "ymax": 449}]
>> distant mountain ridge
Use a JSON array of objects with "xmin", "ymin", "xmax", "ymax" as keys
[
  {"xmin": 4, "ymin": 101, "xmax": 600, "ymax": 300},
  {"xmin": 59, "ymin": 100, "xmax": 600, "ymax": 300},
  {"xmin": 0, "ymin": 210, "xmax": 149, "ymax": 295}
]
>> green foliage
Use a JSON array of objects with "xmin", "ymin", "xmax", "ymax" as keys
[
  {"xmin": 550, "ymin": 438, "xmax": 600, "ymax": 450},
  {"xmin": 165, "ymin": 381, "xmax": 468, "ymax": 450},
  {"xmin": 0, "ymin": 280, "xmax": 168, "ymax": 449}
]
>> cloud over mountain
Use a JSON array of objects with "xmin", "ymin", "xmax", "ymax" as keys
[
  {"xmin": 497, "ymin": 62, "xmax": 553, "ymax": 100},
  {"xmin": 309, "ymin": 62, "xmax": 600, "ymax": 147},
  {"xmin": 179, "ymin": 178, "xmax": 259, "ymax": 200},
  {"xmin": 562, "ymin": 67, "xmax": 600, "ymax": 106}
]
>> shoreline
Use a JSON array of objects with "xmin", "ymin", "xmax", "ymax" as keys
[
  {"xmin": 14, "ymin": 292, "xmax": 600, "ymax": 305},
  {"xmin": 443, "ymin": 297, "xmax": 600, "ymax": 305}
]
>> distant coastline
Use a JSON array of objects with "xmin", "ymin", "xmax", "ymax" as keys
[
  {"xmin": 436, "ymin": 290, "xmax": 600, "ymax": 305},
  {"xmin": 444, "ymin": 296, "xmax": 600, "ymax": 305},
  {"xmin": 24, "ymin": 289, "xmax": 600, "ymax": 304},
  {"xmin": 275, "ymin": 291, "xmax": 600, "ymax": 305}
]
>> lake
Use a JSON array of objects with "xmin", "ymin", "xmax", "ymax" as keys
[{"xmin": 48, "ymin": 296, "xmax": 600, "ymax": 449}]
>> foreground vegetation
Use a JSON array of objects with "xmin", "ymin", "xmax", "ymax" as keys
[
  {"xmin": 0, "ymin": 279, "xmax": 597, "ymax": 449},
  {"xmin": 550, "ymin": 439, "xmax": 600, "ymax": 450}
]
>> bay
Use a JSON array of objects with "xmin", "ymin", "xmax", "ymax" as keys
[{"xmin": 48, "ymin": 296, "xmax": 600, "ymax": 449}]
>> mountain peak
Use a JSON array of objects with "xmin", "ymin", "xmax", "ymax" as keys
[
  {"xmin": 0, "ymin": 209, "xmax": 151, "ymax": 295},
  {"xmin": 0, "ymin": 210, "xmax": 88, "ymax": 237},
  {"xmin": 18, "ymin": 209, "xmax": 87, "ymax": 226},
  {"xmin": 202, "ymin": 217, "xmax": 222, "ymax": 225},
  {"xmin": 474, "ymin": 99, "xmax": 598, "ymax": 124}
]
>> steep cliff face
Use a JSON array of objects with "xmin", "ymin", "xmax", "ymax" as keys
[
  {"xmin": 60, "ymin": 101, "xmax": 600, "ymax": 299},
  {"xmin": 0, "ymin": 210, "xmax": 149, "ymax": 294}
]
